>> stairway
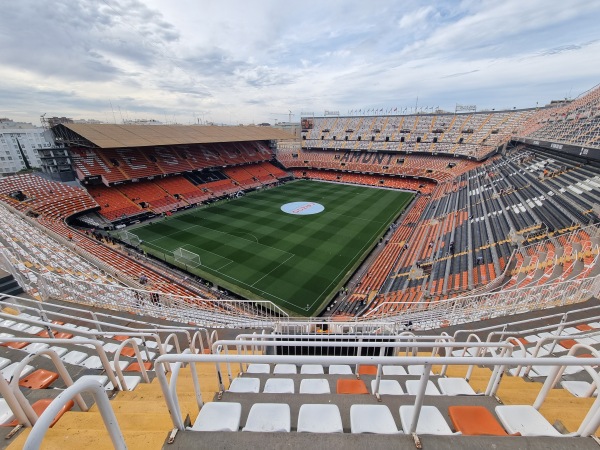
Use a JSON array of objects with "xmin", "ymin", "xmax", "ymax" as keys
[{"xmin": 0, "ymin": 270, "xmax": 24, "ymax": 300}]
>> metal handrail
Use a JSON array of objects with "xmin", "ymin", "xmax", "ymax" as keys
[
  {"xmin": 548, "ymin": 343, "xmax": 600, "ymax": 397},
  {"xmin": 0, "ymin": 370, "xmax": 29, "ymax": 427},
  {"xmin": 0, "ymin": 310, "xmax": 185, "ymax": 355},
  {"xmin": 189, "ymin": 328, "xmax": 211, "ymax": 354},
  {"xmin": 523, "ymin": 330, "xmax": 600, "ymax": 377},
  {"xmin": 155, "ymin": 351, "xmax": 600, "ymax": 436},
  {"xmin": 23, "ymin": 378, "xmax": 126, "ymax": 450},
  {"xmin": 0, "ymin": 297, "xmax": 193, "ymax": 345},
  {"xmin": 210, "ymin": 339, "xmax": 513, "ymax": 392},
  {"xmin": 9, "ymin": 349, "xmax": 88, "ymax": 426},
  {"xmin": 454, "ymin": 303, "xmax": 600, "ymax": 341},
  {"xmin": 484, "ymin": 314, "xmax": 600, "ymax": 345},
  {"xmin": 113, "ymin": 338, "xmax": 151, "ymax": 389},
  {"xmin": 0, "ymin": 337, "xmax": 120, "ymax": 389},
  {"xmin": 363, "ymin": 275, "xmax": 598, "ymax": 328}
]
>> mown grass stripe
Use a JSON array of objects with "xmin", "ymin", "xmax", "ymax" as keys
[{"xmin": 130, "ymin": 180, "xmax": 414, "ymax": 316}]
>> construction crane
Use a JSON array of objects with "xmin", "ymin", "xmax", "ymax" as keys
[
  {"xmin": 40, "ymin": 113, "xmax": 49, "ymax": 131},
  {"xmin": 270, "ymin": 110, "xmax": 295, "ymax": 123}
]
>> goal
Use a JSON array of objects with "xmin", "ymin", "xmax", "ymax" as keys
[
  {"xmin": 173, "ymin": 247, "xmax": 201, "ymax": 268},
  {"xmin": 120, "ymin": 230, "xmax": 141, "ymax": 247}
]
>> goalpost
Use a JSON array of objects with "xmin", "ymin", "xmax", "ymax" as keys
[
  {"xmin": 173, "ymin": 247, "xmax": 201, "ymax": 268},
  {"xmin": 119, "ymin": 230, "xmax": 141, "ymax": 247}
]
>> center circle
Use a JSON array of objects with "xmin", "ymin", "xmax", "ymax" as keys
[{"xmin": 281, "ymin": 201, "xmax": 325, "ymax": 215}]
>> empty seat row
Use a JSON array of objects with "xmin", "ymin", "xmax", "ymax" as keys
[
  {"xmin": 246, "ymin": 363, "xmax": 433, "ymax": 376},
  {"xmin": 229, "ymin": 375, "xmax": 476, "ymax": 396},
  {"xmin": 192, "ymin": 402, "xmax": 562, "ymax": 436}
]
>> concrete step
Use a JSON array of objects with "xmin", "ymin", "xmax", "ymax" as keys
[
  {"xmin": 52, "ymin": 411, "xmax": 174, "ymax": 431},
  {"xmin": 9, "ymin": 428, "xmax": 167, "ymax": 450},
  {"xmin": 90, "ymin": 399, "xmax": 198, "ymax": 415}
]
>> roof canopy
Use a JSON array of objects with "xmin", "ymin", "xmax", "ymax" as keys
[{"xmin": 55, "ymin": 123, "xmax": 295, "ymax": 149}]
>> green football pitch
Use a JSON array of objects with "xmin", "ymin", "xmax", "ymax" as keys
[{"xmin": 125, "ymin": 180, "xmax": 414, "ymax": 316}]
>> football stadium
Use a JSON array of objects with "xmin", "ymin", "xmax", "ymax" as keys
[
  {"xmin": 1, "ymin": 88, "xmax": 599, "ymax": 449},
  {"xmin": 127, "ymin": 180, "xmax": 413, "ymax": 316},
  {"xmin": 1, "ymin": 2, "xmax": 600, "ymax": 449}
]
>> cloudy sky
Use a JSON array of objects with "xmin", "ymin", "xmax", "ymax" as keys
[{"xmin": 1, "ymin": 0, "xmax": 599, "ymax": 126}]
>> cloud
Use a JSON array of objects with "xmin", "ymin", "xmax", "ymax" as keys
[
  {"xmin": 398, "ymin": 6, "xmax": 437, "ymax": 29},
  {"xmin": 0, "ymin": 0, "xmax": 179, "ymax": 82},
  {"xmin": 442, "ymin": 70, "xmax": 480, "ymax": 79},
  {"xmin": 0, "ymin": 0, "xmax": 598, "ymax": 125}
]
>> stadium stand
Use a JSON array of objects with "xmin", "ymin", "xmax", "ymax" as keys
[
  {"xmin": 62, "ymin": 124, "xmax": 292, "ymax": 222},
  {"xmin": 0, "ymin": 175, "xmax": 222, "ymax": 305},
  {"xmin": 292, "ymin": 169, "xmax": 436, "ymax": 194},
  {"xmin": 87, "ymin": 184, "xmax": 143, "ymax": 220},
  {"xmin": 3, "ymin": 304, "xmax": 600, "ymax": 447},
  {"xmin": 521, "ymin": 84, "xmax": 600, "ymax": 146},
  {"xmin": 279, "ymin": 148, "xmax": 479, "ymax": 183},
  {"xmin": 0, "ymin": 174, "xmax": 98, "ymax": 220},
  {"xmin": 64, "ymin": 128, "xmax": 279, "ymax": 186},
  {"xmin": 0, "ymin": 89, "xmax": 599, "ymax": 448},
  {"xmin": 80, "ymin": 160, "xmax": 289, "ymax": 222},
  {"xmin": 302, "ymin": 109, "xmax": 536, "ymax": 159},
  {"xmin": 154, "ymin": 175, "xmax": 210, "ymax": 205}
]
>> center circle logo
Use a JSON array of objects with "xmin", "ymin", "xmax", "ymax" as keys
[{"xmin": 281, "ymin": 201, "xmax": 325, "ymax": 215}]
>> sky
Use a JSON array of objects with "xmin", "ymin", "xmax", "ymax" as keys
[{"xmin": 1, "ymin": 0, "xmax": 599, "ymax": 126}]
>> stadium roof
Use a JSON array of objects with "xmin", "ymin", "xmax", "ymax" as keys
[{"xmin": 53, "ymin": 123, "xmax": 295, "ymax": 149}]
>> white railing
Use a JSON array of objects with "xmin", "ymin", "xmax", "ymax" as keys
[
  {"xmin": 8, "ymin": 348, "xmax": 89, "ymax": 426},
  {"xmin": 0, "ymin": 335, "xmax": 120, "ymax": 390},
  {"xmin": 3, "ymin": 262, "xmax": 288, "ymax": 327},
  {"xmin": 0, "ymin": 301, "xmax": 192, "ymax": 348},
  {"xmin": 0, "ymin": 294, "xmax": 211, "ymax": 346},
  {"xmin": 213, "ymin": 336, "xmax": 466, "ymax": 388},
  {"xmin": 154, "ymin": 347, "xmax": 600, "ymax": 436},
  {"xmin": 363, "ymin": 275, "xmax": 600, "ymax": 329},
  {"xmin": 23, "ymin": 378, "xmax": 126, "ymax": 450},
  {"xmin": 3, "ymin": 248, "xmax": 598, "ymax": 331},
  {"xmin": 0, "ymin": 248, "xmax": 34, "ymax": 293},
  {"xmin": 453, "ymin": 303, "xmax": 600, "ymax": 341},
  {"xmin": 0, "ymin": 368, "xmax": 30, "ymax": 427},
  {"xmin": 0, "ymin": 309, "xmax": 188, "ymax": 390},
  {"xmin": 0, "ymin": 202, "xmax": 121, "ymax": 288},
  {"xmin": 13, "ymin": 333, "xmax": 600, "ymax": 445}
]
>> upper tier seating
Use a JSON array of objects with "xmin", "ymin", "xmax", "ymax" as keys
[
  {"xmin": 521, "ymin": 84, "xmax": 600, "ymax": 148},
  {"xmin": 3, "ymin": 301, "xmax": 600, "ymax": 448},
  {"xmin": 0, "ymin": 204, "xmax": 118, "ymax": 294},
  {"xmin": 301, "ymin": 110, "xmax": 536, "ymax": 159},
  {"xmin": 70, "ymin": 141, "xmax": 274, "ymax": 185},
  {"xmin": 0, "ymin": 294, "xmax": 215, "ymax": 444}
]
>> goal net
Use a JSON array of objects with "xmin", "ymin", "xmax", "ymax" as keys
[
  {"xmin": 120, "ymin": 230, "xmax": 141, "ymax": 247},
  {"xmin": 173, "ymin": 247, "xmax": 201, "ymax": 268}
]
